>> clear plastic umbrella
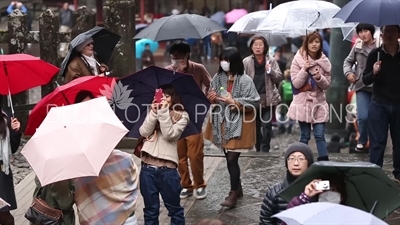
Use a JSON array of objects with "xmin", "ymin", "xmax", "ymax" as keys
[
  {"xmin": 256, "ymin": 0, "xmax": 355, "ymax": 33},
  {"xmin": 228, "ymin": 10, "xmax": 270, "ymax": 33}
]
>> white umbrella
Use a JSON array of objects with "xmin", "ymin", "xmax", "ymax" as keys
[
  {"xmin": 273, "ymin": 202, "xmax": 388, "ymax": 225},
  {"xmin": 256, "ymin": 0, "xmax": 355, "ymax": 34},
  {"xmin": 228, "ymin": 10, "xmax": 270, "ymax": 33}
]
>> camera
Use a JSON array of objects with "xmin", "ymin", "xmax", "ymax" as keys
[{"xmin": 315, "ymin": 180, "xmax": 330, "ymax": 191}]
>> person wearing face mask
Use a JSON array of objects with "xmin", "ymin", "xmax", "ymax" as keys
[
  {"xmin": 64, "ymin": 38, "xmax": 109, "ymax": 83},
  {"xmin": 243, "ymin": 36, "xmax": 283, "ymax": 153},
  {"xmin": 165, "ymin": 41, "xmax": 212, "ymax": 200},
  {"xmin": 281, "ymin": 175, "xmax": 347, "ymax": 225},
  {"xmin": 260, "ymin": 142, "xmax": 314, "ymax": 225},
  {"xmin": 204, "ymin": 47, "xmax": 260, "ymax": 208}
]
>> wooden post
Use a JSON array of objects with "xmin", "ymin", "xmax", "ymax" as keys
[
  {"xmin": 104, "ymin": 0, "xmax": 136, "ymax": 77},
  {"xmin": 7, "ymin": 9, "xmax": 28, "ymax": 129},
  {"xmin": 71, "ymin": 6, "xmax": 96, "ymax": 39},
  {"xmin": 39, "ymin": 9, "xmax": 60, "ymax": 97}
]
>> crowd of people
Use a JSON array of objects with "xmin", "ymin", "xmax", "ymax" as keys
[{"xmin": 0, "ymin": 5, "xmax": 399, "ymax": 223}]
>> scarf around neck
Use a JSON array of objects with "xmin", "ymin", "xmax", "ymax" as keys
[
  {"xmin": 211, "ymin": 72, "xmax": 260, "ymax": 147},
  {"xmin": 82, "ymin": 54, "xmax": 99, "ymax": 75},
  {"xmin": 0, "ymin": 116, "xmax": 11, "ymax": 175}
]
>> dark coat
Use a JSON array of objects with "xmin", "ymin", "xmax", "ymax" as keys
[{"xmin": 260, "ymin": 178, "xmax": 290, "ymax": 225}]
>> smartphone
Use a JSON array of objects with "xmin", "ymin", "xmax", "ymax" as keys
[
  {"xmin": 154, "ymin": 89, "xmax": 163, "ymax": 103},
  {"xmin": 315, "ymin": 180, "xmax": 330, "ymax": 191}
]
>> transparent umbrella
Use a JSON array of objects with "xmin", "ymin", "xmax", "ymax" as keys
[{"xmin": 256, "ymin": 0, "xmax": 355, "ymax": 34}]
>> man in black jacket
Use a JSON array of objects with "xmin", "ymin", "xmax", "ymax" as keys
[
  {"xmin": 259, "ymin": 142, "xmax": 314, "ymax": 225},
  {"xmin": 363, "ymin": 25, "xmax": 400, "ymax": 183}
]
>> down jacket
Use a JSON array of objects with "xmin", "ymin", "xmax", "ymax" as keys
[{"xmin": 259, "ymin": 179, "xmax": 290, "ymax": 225}]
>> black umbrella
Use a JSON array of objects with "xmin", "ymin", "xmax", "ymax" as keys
[
  {"xmin": 133, "ymin": 14, "xmax": 226, "ymax": 41},
  {"xmin": 60, "ymin": 26, "xmax": 121, "ymax": 78}
]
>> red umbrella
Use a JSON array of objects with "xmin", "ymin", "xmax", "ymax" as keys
[
  {"xmin": 25, "ymin": 76, "xmax": 117, "ymax": 136},
  {"xmin": 0, "ymin": 54, "xmax": 60, "ymax": 95}
]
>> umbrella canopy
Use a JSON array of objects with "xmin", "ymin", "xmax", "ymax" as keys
[
  {"xmin": 113, "ymin": 66, "xmax": 210, "ymax": 139},
  {"xmin": 0, "ymin": 54, "xmax": 59, "ymax": 95},
  {"xmin": 273, "ymin": 202, "xmax": 388, "ymax": 225},
  {"xmin": 21, "ymin": 97, "xmax": 128, "ymax": 186},
  {"xmin": 256, "ymin": 0, "xmax": 355, "ymax": 33},
  {"xmin": 60, "ymin": 26, "xmax": 121, "ymax": 78},
  {"xmin": 24, "ymin": 76, "xmax": 116, "ymax": 136},
  {"xmin": 210, "ymin": 11, "xmax": 225, "ymax": 25},
  {"xmin": 135, "ymin": 39, "xmax": 159, "ymax": 59},
  {"xmin": 228, "ymin": 10, "xmax": 270, "ymax": 33},
  {"xmin": 278, "ymin": 161, "xmax": 400, "ymax": 219},
  {"xmin": 334, "ymin": 0, "xmax": 400, "ymax": 27},
  {"xmin": 247, "ymin": 34, "xmax": 287, "ymax": 47},
  {"xmin": 225, "ymin": 8, "xmax": 248, "ymax": 24},
  {"xmin": 134, "ymin": 14, "xmax": 226, "ymax": 41}
]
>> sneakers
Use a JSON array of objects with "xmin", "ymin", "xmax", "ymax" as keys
[
  {"xmin": 355, "ymin": 144, "xmax": 365, "ymax": 152},
  {"xmin": 195, "ymin": 188, "xmax": 207, "ymax": 200},
  {"xmin": 180, "ymin": 189, "xmax": 193, "ymax": 199},
  {"xmin": 180, "ymin": 188, "xmax": 207, "ymax": 199}
]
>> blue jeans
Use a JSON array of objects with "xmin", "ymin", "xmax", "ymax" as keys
[
  {"xmin": 140, "ymin": 165, "xmax": 185, "ymax": 225},
  {"xmin": 368, "ymin": 101, "xmax": 400, "ymax": 177},
  {"xmin": 299, "ymin": 122, "xmax": 327, "ymax": 157},
  {"xmin": 356, "ymin": 91, "xmax": 372, "ymax": 145}
]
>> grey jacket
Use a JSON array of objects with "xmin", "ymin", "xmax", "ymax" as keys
[
  {"xmin": 343, "ymin": 38, "xmax": 379, "ymax": 92},
  {"xmin": 243, "ymin": 55, "xmax": 282, "ymax": 107}
]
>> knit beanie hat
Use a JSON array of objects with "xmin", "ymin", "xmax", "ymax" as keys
[
  {"xmin": 75, "ymin": 38, "xmax": 94, "ymax": 52},
  {"xmin": 284, "ymin": 142, "xmax": 314, "ymax": 168}
]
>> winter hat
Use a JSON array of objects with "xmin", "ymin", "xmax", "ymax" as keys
[
  {"xmin": 284, "ymin": 142, "xmax": 314, "ymax": 168},
  {"xmin": 75, "ymin": 38, "xmax": 94, "ymax": 52}
]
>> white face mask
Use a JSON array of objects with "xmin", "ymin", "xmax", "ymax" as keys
[
  {"xmin": 318, "ymin": 191, "xmax": 341, "ymax": 204},
  {"xmin": 220, "ymin": 61, "xmax": 230, "ymax": 72},
  {"xmin": 171, "ymin": 58, "xmax": 186, "ymax": 67}
]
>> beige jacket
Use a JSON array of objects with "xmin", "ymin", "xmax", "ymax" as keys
[
  {"xmin": 139, "ymin": 107, "xmax": 189, "ymax": 165},
  {"xmin": 243, "ymin": 55, "xmax": 282, "ymax": 107},
  {"xmin": 343, "ymin": 38, "xmax": 379, "ymax": 92}
]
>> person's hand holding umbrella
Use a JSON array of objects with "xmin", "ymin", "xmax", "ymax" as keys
[{"xmin": 10, "ymin": 118, "xmax": 20, "ymax": 131}]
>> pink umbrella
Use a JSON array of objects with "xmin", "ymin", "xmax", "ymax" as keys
[
  {"xmin": 21, "ymin": 97, "xmax": 129, "ymax": 186},
  {"xmin": 225, "ymin": 9, "xmax": 248, "ymax": 24}
]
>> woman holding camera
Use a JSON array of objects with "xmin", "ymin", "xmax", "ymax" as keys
[{"xmin": 139, "ymin": 84, "xmax": 189, "ymax": 225}]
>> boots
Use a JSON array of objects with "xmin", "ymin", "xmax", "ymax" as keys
[
  {"xmin": 220, "ymin": 191, "xmax": 238, "ymax": 208},
  {"xmin": 237, "ymin": 181, "xmax": 243, "ymax": 198}
]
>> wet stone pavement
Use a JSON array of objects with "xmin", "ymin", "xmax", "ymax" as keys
[{"xmin": 185, "ymin": 147, "xmax": 400, "ymax": 225}]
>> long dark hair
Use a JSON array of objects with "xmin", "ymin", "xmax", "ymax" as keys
[
  {"xmin": 218, "ymin": 47, "xmax": 244, "ymax": 75},
  {"xmin": 159, "ymin": 84, "xmax": 183, "ymax": 111},
  {"xmin": 0, "ymin": 96, "xmax": 7, "ymax": 138}
]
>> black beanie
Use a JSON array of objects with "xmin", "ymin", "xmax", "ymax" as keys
[{"xmin": 284, "ymin": 142, "xmax": 314, "ymax": 168}]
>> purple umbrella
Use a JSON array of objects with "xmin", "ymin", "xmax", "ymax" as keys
[{"xmin": 113, "ymin": 66, "xmax": 211, "ymax": 139}]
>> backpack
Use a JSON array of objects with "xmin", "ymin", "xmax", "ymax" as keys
[{"xmin": 282, "ymin": 80, "xmax": 293, "ymax": 102}]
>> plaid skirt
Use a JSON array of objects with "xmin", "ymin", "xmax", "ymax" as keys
[{"xmin": 0, "ymin": 161, "xmax": 17, "ymax": 211}]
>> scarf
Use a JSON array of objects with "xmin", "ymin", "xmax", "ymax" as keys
[
  {"xmin": 211, "ymin": 72, "xmax": 260, "ymax": 147},
  {"xmin": 82, "ymin": 54, "xmax": 99, "ymax": 75},
  {"xmin": 0, "ymin": 117, "xmax": 11, "ymax": 175}
]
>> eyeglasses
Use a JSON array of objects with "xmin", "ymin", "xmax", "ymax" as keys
[
  {"xmin": 287, "ymin": 157, "xmax": 307, "ymax": 163},
  {"xmin": 86, "ymin": 42, "xmax": 94, "ymax": 47}
]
